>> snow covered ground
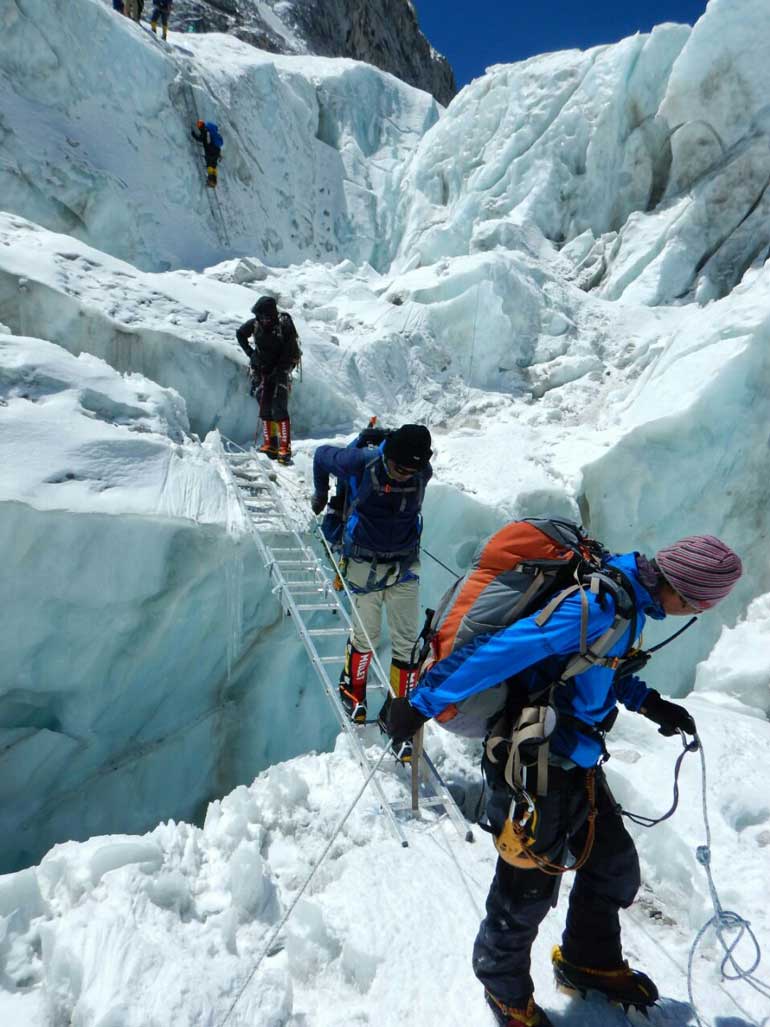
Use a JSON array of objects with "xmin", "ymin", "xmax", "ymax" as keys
[{"xmin": 1, "ymin": 0, "xmax": 770, "ymax": 1023}]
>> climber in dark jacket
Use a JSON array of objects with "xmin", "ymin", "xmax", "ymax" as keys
[{"xmin": 236, "ymin": 296, "xmax": 300, "ymax": 463}]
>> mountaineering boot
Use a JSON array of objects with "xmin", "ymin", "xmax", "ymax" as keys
[
  {"xmin": 338, "ymin": 640, "xmax": 371, "ymax": 724},
  {"xmin": 276, "ymin": 418, "xmax": 292, "ymax": 465},
  {"xmin": 258, "ymin": 420, "xmax": 278, "ymax": 459},
  {"xmin": 150, "ymin": 19, "xmax": 157, "ymax": 32},
  {"xmin": 206, "ymin": 165, "xmax": 217, "ymax": 188},
  {"xmin": 485, "ymin": 991, "xmax": 553, "ymax": 1027},
  {"xmin": 389, "ymin": 658, "xmax": 419, "ymax": 698},
  {"xmin": 388, "ymin": 659, "xmax": 420, "ymax": 762},
  {"xmin": 551, "ymin": 946, "xmax": 659, "ymax": 1012},
  {"xmin": 162, "ymin": 23, "xmax": 167, "ymax": 40}
]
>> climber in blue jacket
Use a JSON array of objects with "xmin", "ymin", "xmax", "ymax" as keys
[{"xmin": 381, "ymin": 534, "xmax": 742, "ymax": 1027}]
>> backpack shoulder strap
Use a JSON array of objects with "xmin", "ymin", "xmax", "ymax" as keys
[{"xmin": 534, "ymin": 570, "xmax": 636, "ymax": 681}]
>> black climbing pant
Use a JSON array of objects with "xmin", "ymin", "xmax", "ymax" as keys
[
  {"xmin": 472, "ymin": 766, "xmax": 641, "ymax": 1007},
  {"xmin": 254, "ymin": 369, "xmax": 290, "ymax": 420}
]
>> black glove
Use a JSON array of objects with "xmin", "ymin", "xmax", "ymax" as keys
[
  {"xmin": 310, "ymin": 493, "xmax": 327, "ymax": 516},
  {"xmin": 378, "ymin": 695, "xmax": 428, "ymax": 741},
  {"xmin": 641, "ymin": 689, "xmax": 697, "ymax": 737}
]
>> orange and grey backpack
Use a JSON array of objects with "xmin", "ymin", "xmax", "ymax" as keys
[{"xmin": 415, "ymin": 517, "xmax": 638, "ymax": 741}]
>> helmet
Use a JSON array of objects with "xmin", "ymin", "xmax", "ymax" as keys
[{"xmin": 196, "ymin": 120, "xmax": 205, "ymax": 129}]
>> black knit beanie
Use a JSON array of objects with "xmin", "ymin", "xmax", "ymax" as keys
[
  {"xmin": 252, "ymin": 295, "xmax": 278, "ymax": 319},
  {"xmin": 384, "ymin": 424, "xmax": 432, "ymax": 469}
]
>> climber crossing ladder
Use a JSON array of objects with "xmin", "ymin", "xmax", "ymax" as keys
[{"xmin": 222, "ymin": 441, "xmax": 473, "ymax": 848}]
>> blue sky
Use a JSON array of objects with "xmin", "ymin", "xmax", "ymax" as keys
[{"xmin": 414, "ymin": 0, "xmax": 709, "ymax": 89}]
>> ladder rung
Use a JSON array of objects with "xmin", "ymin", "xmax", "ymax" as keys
[
  {"xmin": 318, "ymin": 655, "xmax": 343, "ymax": 663},
  {"xmin": 270, "ymin": 548, "xmax": 306, "ymax": 554},
  {"xmin": 294, "ymin": 602, "xmax": 340, "ymax": 611},
  {"xmin": 284, "ymin": 587, "xmax": 330, "ymax": 595},
  {"xmin": 389, "ymin": 797, "xmax": 446, "ymax": 812},
  {"xmin": 276, "ymin": 560, "xmax": 316, "ymax": 567},
  {"xmin": 308, "ymin": 628, "xmax": 349, "ymax": 636}
]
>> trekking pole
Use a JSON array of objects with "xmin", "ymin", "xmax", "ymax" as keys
[
  {"xmin": 217, "ymin": 743, "xmax": 391, "ymax": 1027},
  {"xmin": 411, "ymin": 726, "xmax": 424, "ymax": 813}
]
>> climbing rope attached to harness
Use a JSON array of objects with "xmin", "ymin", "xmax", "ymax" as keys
[
  {"xmin": 687, "ymin": 732, "xmax": 770, "ymax": 1027},
  {"xmin": 620, "ymin": 730, "xmax": 699, "ymax": 828}
]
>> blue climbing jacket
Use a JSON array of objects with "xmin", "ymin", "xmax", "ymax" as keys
[
  {"xmin": 313, "ymin": 442, "xmax": 431, "ymax": 563},
  {"xmin": 206, "ymin": 122, "xmax": 223, "ymax": 149},
  {"xmin": 409, "ymin": 552, "xmax": 664, "ymax": 767}
]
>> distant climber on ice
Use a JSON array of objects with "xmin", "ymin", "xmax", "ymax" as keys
[
  {"xmin": 310, "ymin": 424, "xmax": 433, "ymax": 760},
  {"xmin": 150, "ymin": 0, "xmax": 172, "ymax": 40},
  {"xmin": 236, "ymin": 296, "xmax": 301, "ymax": 465},
  {"xmin": 191, "ymin": 120, "xmax": 223, "ymax": 189}
]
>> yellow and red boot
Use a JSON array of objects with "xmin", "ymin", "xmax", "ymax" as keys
[
  {"xmin": 258, "ymin": 420, "xmax": 278, "ymax": 459},
  {"xmin": 388, "ymin": 660, "xmax": 420, "ymax": 762},
  {"xmin": 338, "ymin": 641, "xmax": 372, "ymax": 724},
  {"xmin": 485, "ymin": 992, "xmax": 553, "ymax": 1027},
  {"xmin": 206, "ymin": 165, "xmax": 217, "ymax": 188},
  {"xmin": 276, "ymin": 418, "xmax": 292, "ymax": 465},
  {"xmin": 552, "ymin": 946, "xmax": 658, "ymax": 1013}
]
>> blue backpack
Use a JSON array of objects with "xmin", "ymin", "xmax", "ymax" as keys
[
  {"xmin": 206, "ymin": 122, "xmax": 223, "ymax": 149},
  {"xmin": 321, "ymin": 427, "xmax": 391, "ymax": 548}
]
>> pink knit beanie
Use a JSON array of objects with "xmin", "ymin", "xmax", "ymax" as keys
[{"xmin": 655, "ymin": 536, "xmax": 742, "ymax": 610}]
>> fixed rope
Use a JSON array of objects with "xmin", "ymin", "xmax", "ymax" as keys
[
  {"xmin": 217, "ymin": 745, "xmax": 391, "ymax": 1027},
  {"xmin": 422, "ymin": 546, "xmax": 461, "ymax": 581},
  {"xmin": 687, "ymin": 733, "xmax": 769, "ymax": 1027}
]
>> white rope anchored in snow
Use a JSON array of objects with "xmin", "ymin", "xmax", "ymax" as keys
[
  {"xmin": 687, "ymin": 734, "xmax": 770, "ymax": 1027},
  {"xmin": 218, "ymin": 745, "xmax": 392, "ymax": 1027}
]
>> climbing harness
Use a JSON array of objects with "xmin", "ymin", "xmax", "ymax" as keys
[{"xmin": 489, "ymin": 770, "xmax": 599, "ymax": 875}]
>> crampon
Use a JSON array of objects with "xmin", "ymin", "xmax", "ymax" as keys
[{"xmin": 552, "ymin": 945, "xmax": 658, "ymax": 1016}]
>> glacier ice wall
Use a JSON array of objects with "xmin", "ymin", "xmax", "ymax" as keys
[
  {"xmin": 394, "ymin": 0, "xmax": 770, "ymax": 305},
  {"xmin": 0, "ymin": 0, "xmax": 439, "ymax": 272},
  {"xmin": 0, "ymin": 336, "xmax": 339, "ymax": 872}
]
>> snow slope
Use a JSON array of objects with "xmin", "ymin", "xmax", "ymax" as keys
[{"xmin": 1, "ymin": 696, "xmax": 768, "ymax": 1027}]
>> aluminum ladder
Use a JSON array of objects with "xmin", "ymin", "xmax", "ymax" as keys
[{"xmin": 223, "ymin": 445, "xmax": 473, "ymax": 848}]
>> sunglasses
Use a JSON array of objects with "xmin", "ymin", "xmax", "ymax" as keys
[
  {"xmin": 387, "ymin": 459, "xmax": 418, "ymax": 477},
  {"xmin": 674, "ymin": 589, "xmax": 703, "ymax": 614}
]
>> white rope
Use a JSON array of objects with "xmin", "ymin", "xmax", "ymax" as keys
[
  {"xmin": 217, "ymin": 744, "xmax": 391, "ymax": 1027},
  {"xmin": 687, "ymin": 734, "xmax": 769, "ymax": 1027}
]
